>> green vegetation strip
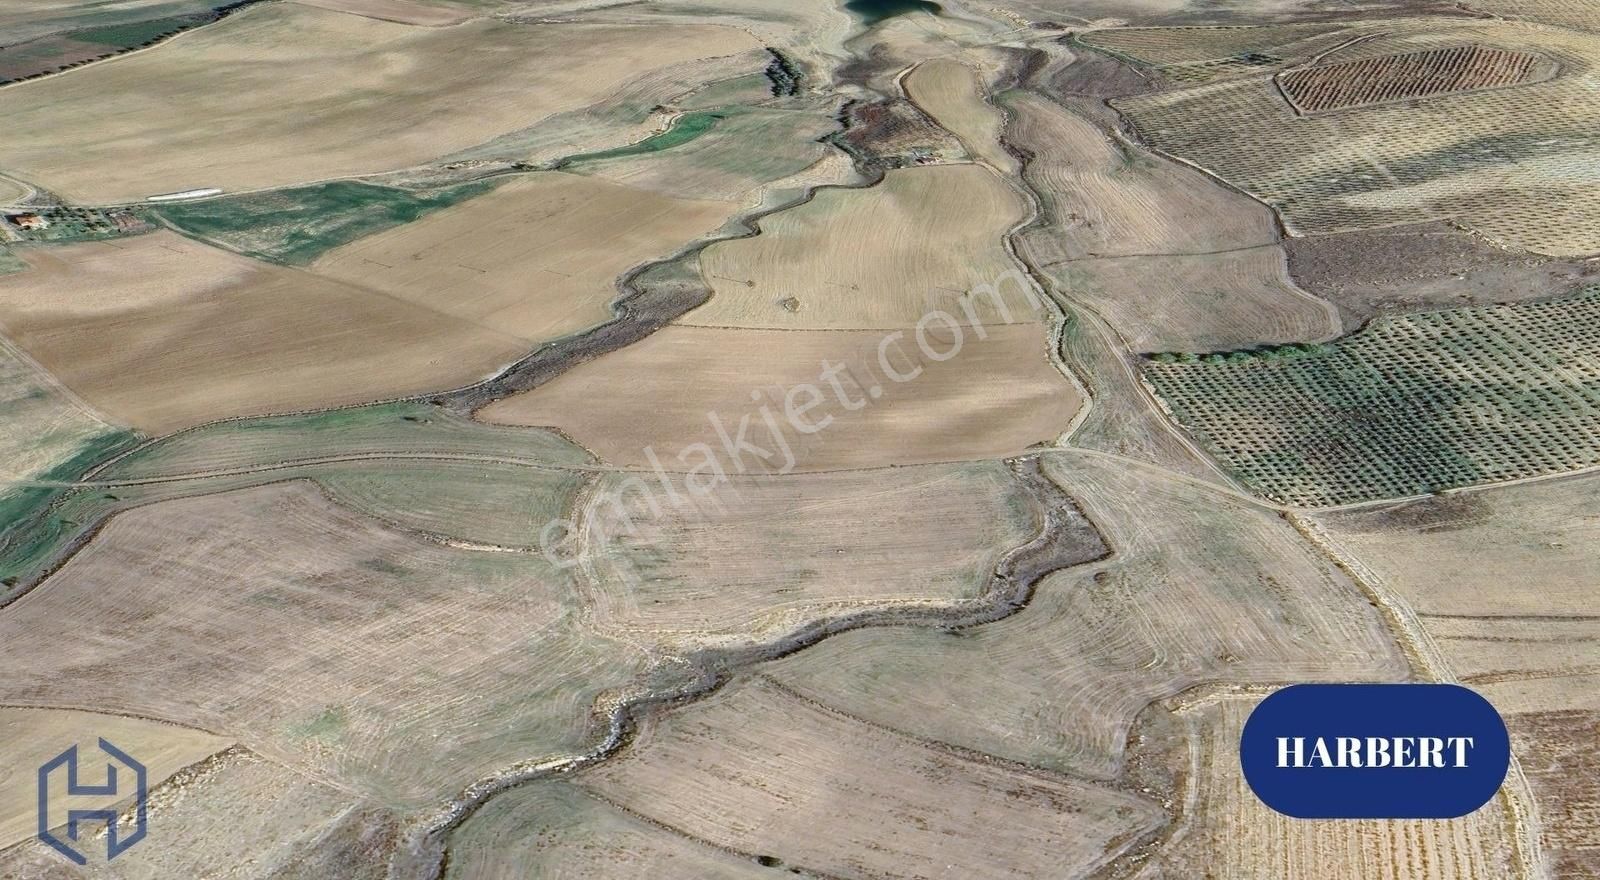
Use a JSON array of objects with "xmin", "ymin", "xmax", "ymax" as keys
[
  {"xmin": 557, "ymin": 110, "xmax": 731, "ymax": 168},
  {"xmin": 0, "ymin": 402, "xmax": 592, "ymax": 598},
  {"xmin": 155, "ymin": 180, "xmax": 494, "ymax": 266},
  {"xmin": 1143, "ymin": 289, "xmax": 1600, "ymax": 506}
]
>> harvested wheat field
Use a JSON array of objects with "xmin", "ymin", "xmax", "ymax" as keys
[
  {"xmin": 0, "ymin": 4, "xmax": 759, "ymax": 202},
  {"xmin": 0, "ymin": 708, "xmax": 232, "ymax": 850},
  {"xmin": 0, "ymin": 233, "xmax": 528, "ymax": 434},
  {"xmin": 577, "ymin": 461, "xmax": 1037, "ymax": 647},
  {"xmin": 1, "ymin": 748, "xmax": 394, "ymax": 880},
  {"xmin": 903, "ymin": 58, "xmax": 1018, "ymax": 174},
  {"xmin": 1059, "ymin": 247, "xmax": 1336, "ymax": 352},
  {"xmin": 478, "ymin": 323, "xmax": 1082, "ymax": 472},
  {"xmin": 446, "ymin": 781, "xmax": 793, "ymax": 879},
  {"xmin": 686, "ymin": 165, "xmax": 1034, "ymax": 329},
  {"xmin": 766, "ymin": 451, "xmax": 1406, "ymax": 778},
  {"xmin": 0, "ymin": 482, "xmax": 653, "ymax": 805},
  {"xmin": 312, "ymin": 172, "xmax": 737, "ymax": 346},
  {"xmin": 577, "ymin": 677, "xmax": 1165, "ymax": 880},
  {"xmin": 1134, "ymin": 694, "xmax": 1516, "ymax": 879}
]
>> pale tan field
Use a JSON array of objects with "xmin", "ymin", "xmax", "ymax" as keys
[
  {"xmin": 290, "ymin": 0, "xmax": 473, "ymax": 26},
  {"xmin": 1133, "ymin": 694, "xmax": 1515, "ymax": 879},
  {"xmin": 686, "ymin": 165, "xmax": 1035, "ymax": 329},
  {"xmin": 1, "ymin": 749, "xmax": 388, "ymax": 879},
  {"xmin": 1007, "ymin": 91, "xmax": 1279, "ymax": 266},
  {"xmin": 0, "ymin": 4, "xmax": 759, "ymax": 201},
  {"xmin": 903, "ymin": 58, "xmax": 1019, "ymax": 175},
  {"xmin": 0, "ymin": 332, "xmax": 121, "ymax": 485},
  {"xmin": 0, "ymin": 482, "xmax": 653, "ymax": 806},
  {"xmin": 1316, "ymin": 476, "xmax": 1600, "ymax": 713},
  {"xmin": 766, "ymin": 451, "xmax": 1406, "ymax": 778},
  {"xmin": 447, "ymin": 781, "xmax": 792, "ymax": 879},
  {"xmin": 578, "ymin": 461, "xmax": 1036, "ymax": 647},
  {"xmin": 313, "ymin": 173, "xmax": 737, "ymax": 346},
  {"xmin": 478, "ymin": 323, "xmax": 1083, "ymax": 472},
  {"xmin": 579, "ymin": 678, "xmax": 1165, "ymax": 880},
  {"xmin": 0, "ymin": 708, "xmax": 232, "ymax": 850},
  {"xmin": 0, "ymin": 233, "xmax": 528, "ymax": 434},
  {"xmin": 1060, "ymin": 247, "xmax": 1336, "ymax": 352},
  {"xmin": 0, "ymin": 176, "xmax": 28, "ymax": 203}
]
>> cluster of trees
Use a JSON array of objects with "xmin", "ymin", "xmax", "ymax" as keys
[{"xmin": 1147, "ymin": 342, "xmax": 1330, "ymax": 364}]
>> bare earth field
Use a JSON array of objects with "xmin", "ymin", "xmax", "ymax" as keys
[
  {"xmin": 0, "ymin": 233, "xmax": 528, "ymax": 434},
  {"xmin": 577, "ymin": 677, "xmax": 1165, "ymax": 880},
  {"xmin": 0, "ymin": 483, "xmax": 653, "ymax": 806},
  {"xmin": 687, "ymin": 165, "xmax": 1034, "ymax": 329},
  {"xmin": 0, "ymin": 4, "xmax": 759, "ymax": 201},
  {"xmin": 578, "ymin": 461, "xmax": 1037, "ymax": 648},
  {"xmin": 312, "ymin": 173, "xmax": 738, "ymax": 349},
  {"xmin": 478, "ymin": 323, "xmax": 1083, "ymax": 472}
]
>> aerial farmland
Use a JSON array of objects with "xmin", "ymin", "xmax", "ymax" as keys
[{"xmin": 0, "ymin": 0, "xmax": 1595, "ymax": 877}]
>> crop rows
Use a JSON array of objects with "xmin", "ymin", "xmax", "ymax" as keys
[
  {"xmin": 1279, "ymin": 45, "xmax": 1541, "ymax": 113},
  {"xmin": 1144, "ymin": 289, "xmax": 1600, "ymax": 506}
]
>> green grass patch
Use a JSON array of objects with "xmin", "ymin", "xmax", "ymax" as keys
[
  {"xmin": 72, "ymin": 14, "xmax": 202, "ymax": 48},
  {"xmin": 0, "ymin": 430, "xmax": 141, "ymax": 592},
  {"xmin": 0, "ymin": 248, "xmax": 25, "ymax": 277},
  {"xmin": 558, "ymin": 110, "xmax": 732, "ymax": 168},
  {"xmin": 155, "ymin": 180, "xmax": 495, "ymax": 266}
]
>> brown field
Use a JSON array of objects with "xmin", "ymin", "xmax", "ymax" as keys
[
  {"xmin": 290, "ymin": 0, "xmax": 474, "ymax": 26},
  {"xmin": 477, "ymin": 323, "xmax": 1083, "ymax": 472},
  {"xmin": 0, "ymin": 482, "xmax": 653, "ymax": 806},
  {"xmin": 686, "ymin": 165, "xmax": 1034, "ymax": 329},
  {"xmin": 0, "ymin": 4, "xmax": 759, "ymax": 201},
  {"xmin": 766, "ymin": 451, "xmax": 1406, "ymax": 778},
  {"xmin": 312, "ymin": 172, "xmax": 738, "ymax": 348},
  {"xmin": 903, "ymin": 58, "xmax": 1019, "ymax": 175},
  {"xmin": 0, "ymin": 708, "xmax": 232, "ymax": 850},
  {"xmin": 578, "ymin": 677, "xmax": 1165, "ymax": 880},
  {"xmin": 1060, "ymin": 247, "xmax": 1336, "ymax": 352},
  {"xmin": 1278, "ymin": 45, "xmax": 1549, "ymax": 114},
  {"xmin": 1134, "ymin": 694, "xmax": 1515, "ymax": 879},
  {"xmin": 577, "ymin": 461, "xmax": 1037, "ymax": 648},
  {"xmin": 1, "ymin": 749, "xmax": 389, "ymax": 879},
  {"xmin": 446, "ymin": 780, "xmax": 793, "ymax": 879},
  {"xmin": 0, "ymin": 233, "xmax": 528, "ymax": 434}
]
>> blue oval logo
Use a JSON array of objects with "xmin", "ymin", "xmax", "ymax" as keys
[{"xmin": 1241, "ymin": 684, "xmax": 1509, "ymax": 819}]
